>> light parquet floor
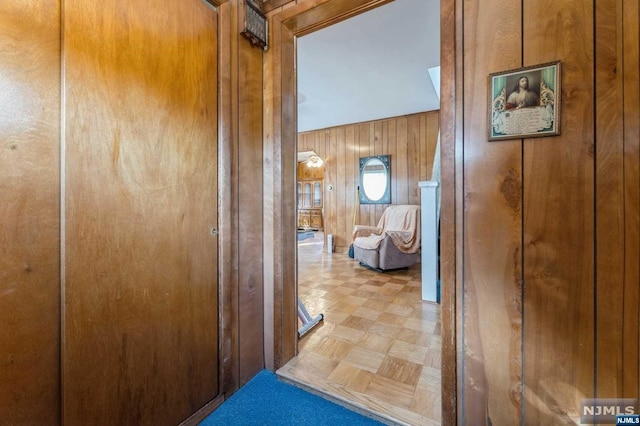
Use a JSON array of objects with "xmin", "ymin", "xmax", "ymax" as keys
[{"xmin": 277, "ymin": 232, "xmax": 442, "ymax": 426}]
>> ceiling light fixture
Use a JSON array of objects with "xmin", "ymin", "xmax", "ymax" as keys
[{"xmin": 307, "ymin": 155, "xmax": 324, "ymax": 168}]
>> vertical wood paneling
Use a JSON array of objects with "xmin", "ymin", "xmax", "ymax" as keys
[
  {"xmin": 63, "ymin": 0, "xmax": 219, "ymax": 423},
  {"xmin": 388, "ymin": 120, "xmax": 398, "ymax": 206},
  {"xmin": 365, "ymin": 123, "xmax": 375, "ymax": 225},
  {"xmin": 0, "ymin": 0, "xmax": 61, "ymax": 423},
  {"xmin": 345, "ymin": 125, "xmax": 356, "ymax": 240},
  {"xmin": 299, "ymin": 111, "xmax": 438, "ymax": 253},
  {"xmin": 396, "ymin": 117, "xmax": 409, "ymax": 205},
  {"xmin": 358, "ymin": 122, "xmax": 370, "ymax": 224},
  {"xmin": 419, "ymin": 114, "xmax": 428, "ymax": 181},
  {"xmin": 324, "ymin": 129, "xmax": 335, "ymax": 246},
  {"xmin": 458, "ymin": 0, "xmax": 639, "ymax": 423},
  {"xmin": 238, "ymin": 0, "xmax": 265, "ymax": 385},
  {"xmin": 407, "ymin": 115, "xmax": 421, "ymax": 206},
  {"xmin": 281, "ymin": 24, "xmax": 298, "ymax": 366},
  {"xmin": 263, "ymin": 6, "xmax": 283, "ymax": 371},
  {"xmin": 462, "ymin": 0, "xmax": 523, "ymax": 423},
  {"xmin": 622, "ymin": 0, "xmax": 640, "ymax": 399},
  {"xmin": 523, "ymin": 1, "xmax": 595, "ymax": 424},
  {"xmin": 455, "ymin": 0, "xmax": 465, "ymax": 416},
  {"xmin": 595, "ymin": 0, "xmax": 625, "ymax": 399},
  {"xmin": 218, "ymin": 0, "xmax": 240, "ymax": 394},
  {"xmin": 336, "ymin": 127, "xmax": 347, "ymax": 247},
  {"xmin": 440, "ymin": 0, "xmax": 459, "ymax": 422},
  {"xmin": 374, "ymin": 121, "xmax": 384, "ymax": 222},
  {"xmin": 426, "ymin": 112, "xmax": 439, "ymax": 178}
]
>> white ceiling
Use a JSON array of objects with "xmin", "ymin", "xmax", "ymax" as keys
[{"xmin": 296, "ymin": 0, "xmax": 441, "ymax": 133}]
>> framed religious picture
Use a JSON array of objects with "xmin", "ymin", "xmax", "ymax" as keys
[{"xmin": 488, "ymin": 61, "xmax": 561, "ymax": 141}]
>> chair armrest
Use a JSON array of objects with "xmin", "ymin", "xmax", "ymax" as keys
[
  {"xmin": 352, "ymin": 225, "xmax": 379, "ymax": 240},
  {"xmin": 386, "ymin": 230, "xmax": 413, "ymax": 241},
  {"xmin": 385, "ymin": 230, "xmax": 420, "ymax": 253}
]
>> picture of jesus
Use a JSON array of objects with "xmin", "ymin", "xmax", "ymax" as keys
[
  {"xmin": 488, "ymin": 61, "xmax": 560, "ymax": 141},
  {"xmin": 506, "ymin": 75, "xmax": 539, "ymax": 109}
]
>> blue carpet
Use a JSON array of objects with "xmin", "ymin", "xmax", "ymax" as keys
[{"xmin": 200, "ymin": 370, "xmax": 383, "ymax": 425}]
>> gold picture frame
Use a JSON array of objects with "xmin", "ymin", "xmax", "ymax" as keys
[{"xmin": 488, "ymin": 61, "xmax": 561, "ymax": 141}]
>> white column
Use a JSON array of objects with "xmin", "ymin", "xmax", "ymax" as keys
[{"xmin": 419, "ymin": 181, "xmax": 439, "ymax": 302}]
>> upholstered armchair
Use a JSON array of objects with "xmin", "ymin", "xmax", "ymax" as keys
[{"xmin": 352, "ymin": 205, "xmax": 421, "ymax": 271}]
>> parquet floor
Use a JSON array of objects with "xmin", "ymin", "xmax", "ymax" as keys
[{"xmin": 277, "ymin": 232, "xmax": 441, "ymax": 426}]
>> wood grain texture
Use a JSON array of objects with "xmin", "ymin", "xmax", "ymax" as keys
[
  {"xmin": 280, "ymin": 0, "xmax": 392, "ymax": 37},
  {"xmin": 396, "ymin": 117, "xmax": 409, "ymax": 205},
  {"xmin": 63, "ymin": 0, "xmax": 219, "ymax": 424},
  {"xmin": 0, "ymin": 0, "xmax": 61, "ymax": 423},
  {"xmin": 262, "ymin": 3, "xmax": 281, "ymax": 371},
  {"xmin": 622, "ymin": 0, "xmax": 640, "ymax": 399},
  {"xmin": 298, "ymin": 111, "xmax": 439, "ymax": 253},
  {"xmin": 262, "ymin": 0, "xmax": 296, "ymax": 13},
  {"xmin": 523, "ymin": 0, "xmax": 595, "ymax": 423},
  {"xmin": 595, "ymin": 0, "xmax": 625, "ymax": 399},
  {"xmin": 461, "ymin": 0, "xmax": 523, "ymax": 423},
  {"xmin": 439, "ymin": 0, "xmax": 458, "ymax": 422},
  {"xmin": 426, "ymin": 112, "xmax": 439, "ymax": 179},
  {"xmin": 407, "ymin": 115, "xmax": 421, "ymax": 206},
  {"xmin": 337, "ymin": 126, "xmax": 347, "ymax": 242},
  {"xmin": 238, "ymin": 0, "xmax": 266, "ymax": 386},
  {"xmin": 281, "ymin": 25, "xmax": 299, "ymax": 367},
  {"xmin": 218, "ymin": 0, "xmax": 241, "ymax": 395},
  {"xmin": 264, "ymin": 15, "xmax": 298, "ymax": 370}
]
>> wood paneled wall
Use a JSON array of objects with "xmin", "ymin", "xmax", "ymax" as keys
[
  {"xmin": 235, "ymin": 0, "xmax": 266, "ymax": 386},
  {"xmin": 0, "ymin": 1, "xmax": 61, "ymax": 423},
  {"xmin": 456, "ymin": 0, "xmax": 640, "ymax": 424},
  {"xmin": 2, "ymin": 0, "xmax": 232, "ymax": 423},
  {"xmin": 298, "ymin": 111, "xmax": 439, "ymax": 253},
  {"xmin": 218, "ymin": 0, "xmax": 266, "ymax": 389}
]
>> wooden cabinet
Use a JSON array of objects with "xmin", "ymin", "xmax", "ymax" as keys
[
  {"xmin": 297, "ymin": 180, "xmax": 323, "ymax": 230},
  {"xmin": 298, "ymin": 209, "xmax": 323, "ymax": 229}
]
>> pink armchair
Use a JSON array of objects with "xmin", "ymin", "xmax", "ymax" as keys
[{"xmin": 352, "ymin": 205, "xmax": 421, "ymax": 271}]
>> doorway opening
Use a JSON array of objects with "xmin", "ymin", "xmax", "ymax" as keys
[{"xmin": 276, "ymin": 1, "xmax": 445, "ymax": 424}]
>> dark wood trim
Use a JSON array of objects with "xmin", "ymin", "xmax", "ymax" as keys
[
  {"xmin": 237, "ymin": 0, "xmax": 267, "ymax": 385},
  {"xmin": 263, "ymin": 15, "xmax": 297, "ymax": 371},
  {"xmin": 218, "ymin": 0, "xmax": 240, "ymax": 397},
  {"xmin": 280, "ymin": 24, "xmax": 299, "ymax": 366},
  {"xmin": 440, "ymin": 0, "xmax": 457, "ymax": 423},
  {"xmin": 595, "ymin": 0, "xmax": 625, "ymax": 400},
  {"xmin": 454, "ymin": 0, "xmax": 464, "ymax": 420},
  {"xmin": 178, "ymin": 395, "xmax": 225, "ymax": 426},
  {"xmin": 262, "ymin": 1, "xmax": 281, "ymax": 371},
  {"xmin": 261, "ymin": 0, "xmax": 292, "ymax": 14},
  {"xmin": 281, "ymin": 0, "xmax": 393, "ymax": 37},
  {"xmin": 204, "ymin": 0, "xmax": 231, "ymax": 7}
]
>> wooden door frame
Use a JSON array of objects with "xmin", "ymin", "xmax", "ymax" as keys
[{"xmin": 263, "ymin": 0, "xmax": 458, "ymax": 424}]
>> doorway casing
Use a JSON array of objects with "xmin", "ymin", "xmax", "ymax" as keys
[{"xmin": 262, "ymin": 1, "xmax": 458, "ymax": 424}]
